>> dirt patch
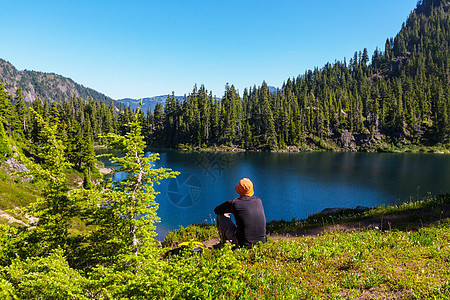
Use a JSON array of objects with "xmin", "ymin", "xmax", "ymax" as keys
[
  {"xmin": 271, "ymin": 203, "xmax": 450, "ymax": 240},
  {"xmin": 98, "ymin": 167, "xmax": 113, "ymax": 175},
  {"xmin": 0, "ymin": 209, "xmax": 27, "ymax": 226}
]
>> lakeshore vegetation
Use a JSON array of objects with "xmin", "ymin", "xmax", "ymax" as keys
[{"xmin": 0, "ymin": 0, "xmax": 449, "ymax": 298}]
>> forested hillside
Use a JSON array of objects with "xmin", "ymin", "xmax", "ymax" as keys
[
  {"xmin": 143, "ymin": 0, "xmax": 449, "ymax": 151},
  {"xmin": 0, "ymin": 59, "xmax": 116, "ymax": 106},
  {"xmin": 0, "ymin": 83, "xmax": 120, "ymax": 183}
]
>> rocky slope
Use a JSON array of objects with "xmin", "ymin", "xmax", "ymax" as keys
[{"xmin": 0, "ymin": 59, "xmax": 116, "ymax": 106}]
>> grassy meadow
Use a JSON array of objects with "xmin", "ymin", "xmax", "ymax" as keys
[{"xmin": 165, "ymin": 194, "xmax": 450, "ymax": 299}]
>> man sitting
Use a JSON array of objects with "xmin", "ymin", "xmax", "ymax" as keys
[{"xmin": 214, "ymin": 178, "xmax": 266, "ymax": 249}]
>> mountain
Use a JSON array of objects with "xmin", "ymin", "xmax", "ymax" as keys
[
  {"xmin": 268, "ymin": 86, "xmax": 278, "ymax": 93},
  {"xmin": 118, "ymin": 88, "xmax": 277, "ymax": 114},
  {"xmin": 0, "ymin": 59, "xmax": 117, "ymax": 106},
  {"xmin": 117, "ymin": 95, "xmax": 186, "ymax": 114}
]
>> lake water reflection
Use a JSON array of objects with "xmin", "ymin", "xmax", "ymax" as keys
[{"xmin": 97, "ymin": 150, "xmax": 450, "ymax": 240}]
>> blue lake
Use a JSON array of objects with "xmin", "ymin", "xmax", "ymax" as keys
[{"xmin": 97, "ymin": 150, "xmax": 450, "ymax": 240}]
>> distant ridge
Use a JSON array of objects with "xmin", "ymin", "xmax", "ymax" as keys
[
  {"xmin": 117, "ymin": 95, "xmax": 185, "ymax": 113},
  {"xmin": 0, "ymin": 59, "xmax": 117, "ymax": 106},
  {"xmin": 0, "ymin": 57, "xmax": 279, "ymax": 112},
  {"xmin": 268, "ymin": 86, "xmax": 278, "ymax": 93},
  {"xmin": 117, "ymin": 87, "xmax": 278, "ymax": 113},
  {"xmin": 117, "ymin": 89, "xmax": 281, "ymax": 113}
]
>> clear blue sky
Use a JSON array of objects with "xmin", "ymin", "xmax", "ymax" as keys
[{"xmin": 1, "ymin": 0, "xmax": 417, "ymax": 99}]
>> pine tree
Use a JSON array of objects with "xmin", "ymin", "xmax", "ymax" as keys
[
  {"xmin": 152, "ymin": 102, "xmax": 164, "ymax": 146},
  {"xmin": 0, "ymin": 82, "xmax": 14, "ymax": 136},
  {"xmin": 74, "ymin": 102, "xmax": 179, "ymax": 264},
  {"xmin": 0, "ymin": 122, "xmax": 11, "ymax": 161},
  {"xmin": 81, "ymin": 118, "xmax": 97, "ymax": 178},
  {"xmin": 14, "ymin": 89, "xmax": 28, "ymax": 133},
  {"xmin": 19, "ymin": 108, "xmax": 74, "ymax": 255}
]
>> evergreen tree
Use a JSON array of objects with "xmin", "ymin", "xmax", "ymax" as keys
[
  {"xmin": 14, "ymin": 89, "xmax": 28, "ymax": 133},
  {"xmin": 0, "ymin": 122, "xmax": 11, "ymax": 161},
  {"xmin": 74, "ymin": 103, "xmax": 178, "ymax": 264},
  {"xmin": 0, "ymin": 82, "xmax": 14, "ymax": 136},
  {"xmin": 19, "ymin": 108, "xmax": 74, "ymax": 256}
]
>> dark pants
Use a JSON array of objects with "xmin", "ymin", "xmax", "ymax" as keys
[{"xmin": 216, "ymin": 214, "xmax": 237, "ymax": 245}]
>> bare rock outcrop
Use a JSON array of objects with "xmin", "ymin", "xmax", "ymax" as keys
[
  {"xmin": 4, "ymin": 157, "xmax": 33, "ymax": 181},
  {"xmin": 338, "ymin": 130, "xmax": 357, "ymax": 151}
]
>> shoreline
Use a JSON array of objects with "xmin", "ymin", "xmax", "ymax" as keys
[
  {"xmin": 145, "ymin": 144, "xmax": 450, "ymax": 154},
  {"xmin": 164, "ymin": 193, "xmax": 450, "ymax": 244}
]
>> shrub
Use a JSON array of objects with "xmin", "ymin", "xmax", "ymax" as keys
[{"xmin": 0, "ymin": 250, "xmax": 89, "ymax": 299}]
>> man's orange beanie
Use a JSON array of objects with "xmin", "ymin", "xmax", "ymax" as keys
[{"xmin": 235, "ymin": 178, "xmax": 254, "ymax": 197}]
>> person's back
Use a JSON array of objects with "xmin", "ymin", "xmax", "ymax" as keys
[
  {"xmin": 214, "ymin": 178, "xmax": 266, "ymax": 248},
  {"xmin": 231, "ymin": 195, "xmax": 266, "ymax": 248}
]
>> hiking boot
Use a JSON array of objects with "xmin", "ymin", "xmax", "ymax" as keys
[{"xmin": 212, "ymin": 241, "xmax": 225, "ymax": 249}]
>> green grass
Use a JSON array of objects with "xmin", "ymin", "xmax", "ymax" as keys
[
  {"xmin": 159, "ymin": 194, "xmax": 450, "ymax": 299},
  {"xmin": 267, "ymin": 193, "xmax": 450, "ymax": 235},
  {"xmin": 165, "ymin": 217, "xmax": 450, "ymax": 299},
  {"xmin": 0, "ymin": 169, "xmax": 40, "ymax": 212},
  {"xmin": 240, "ymin": 224, "xmax": 450, "ymax": 299}
]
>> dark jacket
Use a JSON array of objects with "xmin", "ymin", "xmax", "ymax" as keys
[{"xmin": 214, "ymin": 196, "xmax": 266, "ymax": 248}]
